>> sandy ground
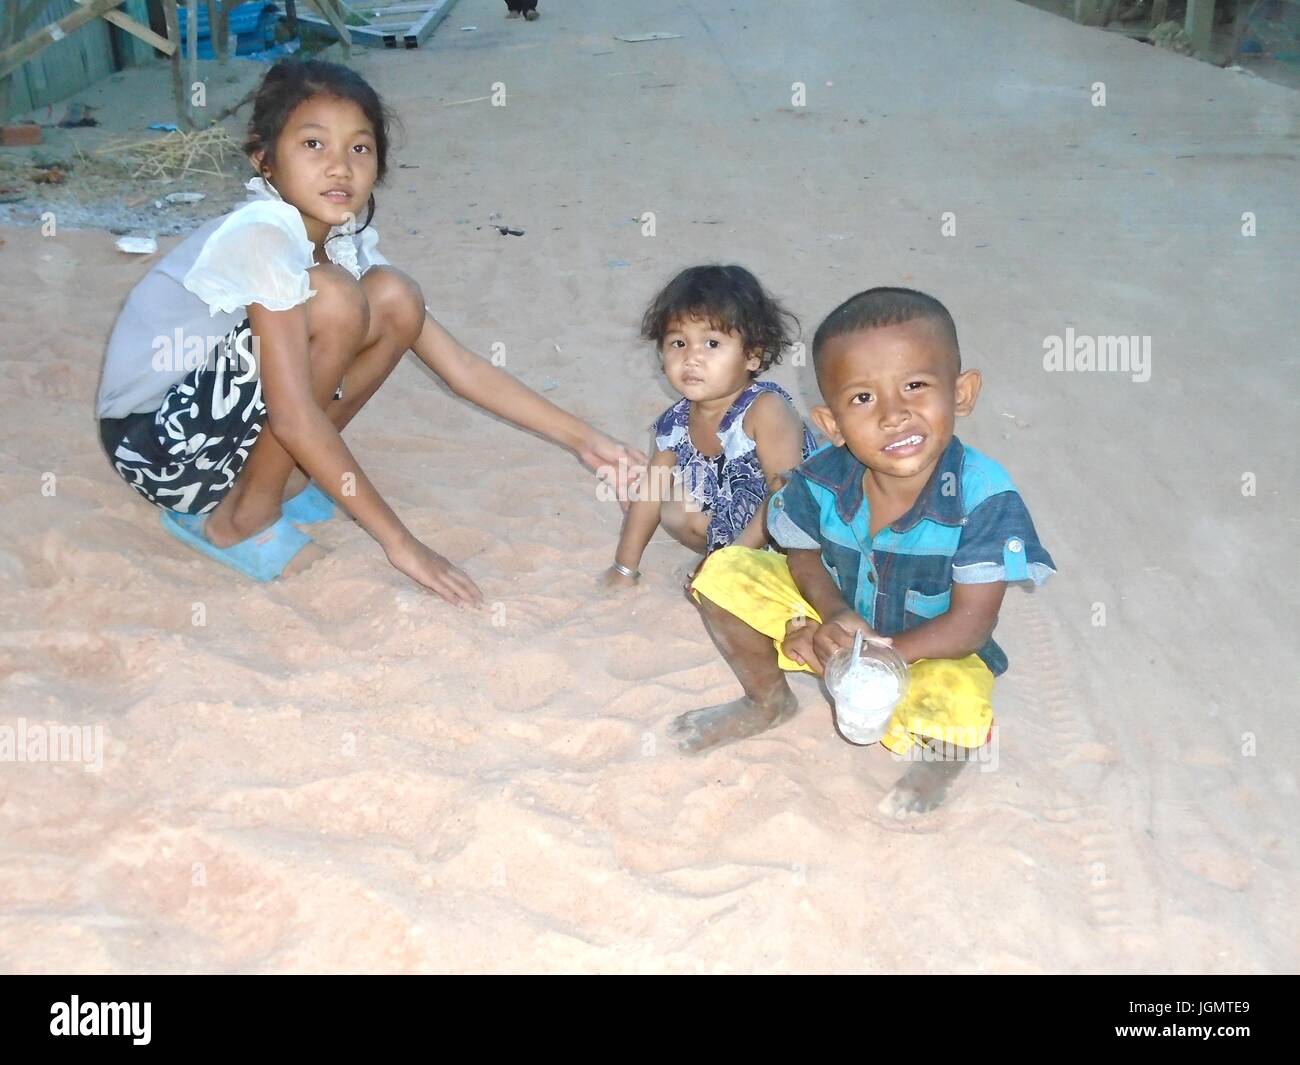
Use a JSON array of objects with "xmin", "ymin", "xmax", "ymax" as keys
[{"xmin": 1, "ymin": 0, "xmax": 1297, "ymax": 973}]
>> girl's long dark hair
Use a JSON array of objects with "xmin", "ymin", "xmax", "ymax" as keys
[{"xmin": 243, "ymin": 59, "xmax": 394, "ymax": 240}]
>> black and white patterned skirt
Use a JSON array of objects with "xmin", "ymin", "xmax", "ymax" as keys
[{"xmin": 98, "ymin": 318, "xmax": 266, "ymax": 515}]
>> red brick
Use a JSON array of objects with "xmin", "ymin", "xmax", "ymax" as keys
[{"xmin": 1, "ymin": 124, "xmax": 42, "ymax": 146}]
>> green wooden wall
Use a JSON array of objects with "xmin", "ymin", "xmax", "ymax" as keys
[{"xmin": 3, "ymin": 0, "xmax": 158, "ymax": 120}]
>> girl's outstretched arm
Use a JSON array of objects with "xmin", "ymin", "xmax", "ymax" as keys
[
  {"xmin": 411, "ymin": 312, "xmax": 646, "ymax": 507},
  {"xmin": 603, "ymin": 447, "xmax": 678, "ymax": 587},
  {"xmin": 252, "ymin": 302, "xmax": 483, "ymax": 607}
]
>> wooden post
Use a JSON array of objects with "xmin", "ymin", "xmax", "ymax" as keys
[
  {"xmin": 1185, "ymin": 0, "xmax": 1215, "ymax": 55},
  {"xmin": 186, "ymin": 0, "xmax": 197, "ymax": 89},
  {"xmin": 205, "ymin": 0, "xmax": 224, "ymax": 64},
  {"xmin": 1224, "ymin": 0, "xmax": 1263, "ymax": 66},
  {"xmin": 161, "ymin": 0, "xmax": 192, "ymax": 129},
  {"xmin": 1074, "ymin": 0, "xmax": 1104, "ymax": 25},
  {"xmin": 217, "ymin": 0, "xmax": 230, "ymax": 63}
]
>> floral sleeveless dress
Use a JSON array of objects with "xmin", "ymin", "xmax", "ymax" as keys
[{"xmin": 652, "ymin": 381, "xmax": 817, "ymax": 553}]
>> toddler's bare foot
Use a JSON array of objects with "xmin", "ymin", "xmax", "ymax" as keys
[
  {"xmin": 878, "ymin": 757, "xmax": 967, "ymax": 819},
  {"xmin": 668, "ymin": 686, "xmax": 797, "ymax": 754}
]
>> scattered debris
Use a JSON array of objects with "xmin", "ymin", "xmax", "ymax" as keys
[
  {"xmin": 607, "ymin": 259, "xmax": 631, "ymax": 268},
  {"xmin": 461, "ymin": 25, "xmax": 477, "ymax": 31},
  {"xmin": 1, "ymin": 123, "xmax": 42, "ymax": 147},
  {"xmin": 115, "ymin": 235, "xmax": 158, "ymax": 255},
  {"xmin": 1150, "ymin": 20, "xmax": 1195, "ymax": 56},
  {"xmin": 162, "ymin": 191, "xmax": 206, "ymax": 205},
  {"xmin": 58, "ymin": 103, "xmax": 99, "ymax": 129},
  {"xmin": 614, "ymin": 32, "xmax": 683, "ymax": 43},
  {"xmin": 31, "ymin": 167, "xmax": 67, "ymax": 185},
  {"xmin": 0, "ymin": 186, "xmax": 26, "ymax": 204},
  {"xmin": 148, "ymin": 123, "xmax": 181, "ymax": 133},
  {"xmin": 493, "ymin": 225, "xmax": 525, "ymax": 236},
  {"xmin": 541, "ymin": 377, "xmax": 559, "ymax": 392}
]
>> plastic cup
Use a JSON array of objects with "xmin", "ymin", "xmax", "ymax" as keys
[{"xmin": 823, "ymin": 631, "xmax": 909, "ymax": 745}]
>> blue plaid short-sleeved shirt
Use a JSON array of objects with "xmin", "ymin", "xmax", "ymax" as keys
[{"xmin": 767, "ymin": 435, "xmax": 1055, "ymax": 676}]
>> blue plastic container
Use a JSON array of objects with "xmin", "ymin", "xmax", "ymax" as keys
[{"xmin": 175, "ymin": 2, "xmax": 280, "ymax": 60}]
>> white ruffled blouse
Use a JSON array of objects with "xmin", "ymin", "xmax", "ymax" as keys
[
  {"xmin": 182, "ymin": 176, "xmax": 385, "ymax": 315},
  {"xmin": 97, "ymin": 177, "xmax": 391, "ymax": 419}
]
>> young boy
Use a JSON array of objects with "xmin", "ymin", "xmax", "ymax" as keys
[{"xmin": 670, "ymin": 287, "xmax": 1055, "ymax": 817}]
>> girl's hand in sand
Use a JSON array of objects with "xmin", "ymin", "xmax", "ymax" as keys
[
  {"xmin": 577, "ymin": 431, "xmax": 648, "ymax": 514},
  {"xmin": 386, "ymin": 534, "xmax": 483, "ymax": 607},
  {"xmin": 811, "ymin": 610, "xmax": 891, "ymax": 666}
]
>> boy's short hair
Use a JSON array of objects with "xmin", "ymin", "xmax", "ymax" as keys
[
  {"xmin": 811, "ymin": 287, "xmax": 961, "ymax": 381},
  {"xmin": 641, "ymin": 264, "xmax": 799, "ymax": 374}
]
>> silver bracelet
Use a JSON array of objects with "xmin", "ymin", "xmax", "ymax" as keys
[{"xmin": 612, "ymin": 562, "xmax": 641, "ymax": 580}]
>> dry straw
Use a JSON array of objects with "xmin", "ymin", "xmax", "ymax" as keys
[{"xmin": 94, "ymin": 126, "xmax": 241, "ymax": 180}]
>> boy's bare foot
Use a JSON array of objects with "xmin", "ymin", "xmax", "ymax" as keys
[
  {"xmin": 878, "ymin": 755, "xmax": 967, "ymax": 819},
  {"xmin": 668, "ymin": 686, "xmax": 798, "ymax": 754}
]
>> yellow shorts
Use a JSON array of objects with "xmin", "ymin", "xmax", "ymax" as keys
[{"xmin": 690, "ymin": 546, "xmax": 995, "ymax": 756}]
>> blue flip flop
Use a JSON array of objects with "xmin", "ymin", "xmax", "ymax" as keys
[
  {"xmin": 161, "ymin": 510, "xmax": 313, "ymax": 582},
  {"xmin": 282, "ymin": 482, "xmax": 337, "ymax": 525}
]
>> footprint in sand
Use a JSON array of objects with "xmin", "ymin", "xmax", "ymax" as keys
[
  {"xmin": 546, "ymin": 717, "xmax": 641, "ymax": 769},
  {"xmin": 481, "ymin": 648, "xmax": 574, "ymax": 711},
  {"xmin": 0, "ymin": 544, "xmax": 55, "ymax": 589},
  {"xmin": 1177, "ymin": 847, "xmax": 1255, "ymax": 891},
  {"xmin": 92, "ymin": 824, "xmax": 300, "ymax": 964},
  {"xmin": 214, "ymin": 770, "xmax": 466, "ymax": 848},
  {"xmin": 593, "ymin": 632, "xmax": 717, "ymax": 682},
  {"xmin": 286, "ymin": 578, "xmax": 394, "ymax": 625}
]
